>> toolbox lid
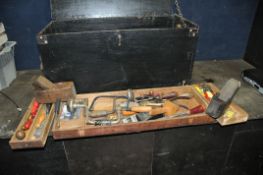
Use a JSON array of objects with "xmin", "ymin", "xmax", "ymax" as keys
[{"xmin": 51, "ymin": 0, "xmax": 173, "ymax": 21}]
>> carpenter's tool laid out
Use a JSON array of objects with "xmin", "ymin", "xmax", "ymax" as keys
[
  {"xmin": 193, "ymin": 79, "xmax": 248, "ymax": 125},
  {"xmin": 50, "ymin": 80, "xmax": 248, "ymax": 141},
  {"xmin": 206, "ymin": 79, "xmax": 241, "ymax": 119},
  {"xmin": 9, "ymin": 76, "xmax": 248, "ymax": 150},
  {"xmin": 10, "ymin": 75, "xmax": 76, "ymax": 149},
  {"xmin": 33, "ymin": 75, "xmax": 76, "ymax": 103},
  {"xmin": 85, "ymin": 89, "xmax": 201, "ymax": 125},
  {"xmin": 14, "ymin": 101, "xmax": 40, "ymax": 140},
  {"xmin": 10, "ymin": 101, "xmax": 54, "ymax": 149}
]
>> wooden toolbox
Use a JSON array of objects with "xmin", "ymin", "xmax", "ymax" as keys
[
  {"xmin": 37, "ymin": 0, "xmax": 199, "ymax": 93},
  {"xmin": 9, "ymin": 83, "xmax": 248, "ymax": 149},
  {"xmin": 9, "ymin": 101, "xmax": 54, "ymax": 149}
]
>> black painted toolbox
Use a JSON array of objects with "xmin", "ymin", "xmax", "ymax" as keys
[{"xmin": 37, "ymin": 0, "xmax": 199, "ymax": 93}]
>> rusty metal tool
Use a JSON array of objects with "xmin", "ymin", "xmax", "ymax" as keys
[
  {"xmin": 206, "ymin": 79, "xmax": 241, "ymax": 119},
  {"xmin": 34, "ymin": 106, "xmax": 48, "ymax": 138},
  {"xmin": 55, "ymin": 99, "xmax": 61, "ymax": 128},
  {"xmin": 66, "ymin": 99, "xmax": 88, "ymax": 113},
  {"xmin": 86, "ymin": 109, "xmax": 121, "ymax": 125},
  {"xmin": 88, "ymin": 89, "xmax": 134, "ymax": 118}
]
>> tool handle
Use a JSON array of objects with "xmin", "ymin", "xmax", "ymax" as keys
[
  {"xmin": 55, "ymin": 99, "xmax": 61, "ymax": 114},
  {"xmin": 131, "ymin": 106, "xmax": 152, "ymax": 112},
  {"xmin": 189, "ymin": 105, "xmax": 205, "ymax": 114},
  {"xmin": 32, "ymin": 75, "xmax": 56, "ymax": 90},
  {"xmin": 55, "ymin": 99, "xmax": 61, "ymax": 128},
  {"xmin": 149, "ymin": 108, "xmax": 166, "ymax": 116},
  {"xmin": 122, "ymin": 111, "xmax": 137, "ymax": 116},
  {"xmin": 31, "ymin": 101, "xmax": 39, "ymax": 117},
  {"xmin": 36, "ymin": 112, "xmax": 45, "ymax": 128},
  {"xmin": 162, "ymin": 92, "xmax": 177, "ymax": 99},
  {"xmin": 23, "ymin": 119, "xmax": 33, "ymax": 130}
]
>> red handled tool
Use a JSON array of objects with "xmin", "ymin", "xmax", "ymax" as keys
[
  {"xmin": 169, "ymin": 105, "xmax": 205, "ymax": 118},
  {"xmin": 189, "ymin": 105, "xmax": 205, "ymax": 114},
  {"xmin": 23, "ymin": 101, "xmax": 40, "ymax": 130},
  {"xmin": 31, "ymin": 101, "xmax": 40, "ymax": 118}
]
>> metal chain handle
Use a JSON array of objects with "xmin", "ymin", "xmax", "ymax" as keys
[
  {"xmin": 173, "ymin": 0, "xmax": 186, "ymax": 28},
  {"xmin": 174, "ymin": 0, "xmax": 184, "ymax": 18}
]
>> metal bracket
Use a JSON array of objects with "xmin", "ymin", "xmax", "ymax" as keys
[
  {"xmin": 117, "ymin": 33, "xmax": 122, "ymax": 47},
  {"xmin": 37, "ymin": 35, "xmax": 48, "ymax": 45},
  {"xmin": 188, "ymin": 27, "xmax": 199, "ymax": 37}
]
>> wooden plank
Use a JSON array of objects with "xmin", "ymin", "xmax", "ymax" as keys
[
  {"xmin": 9, "ymin": 101, "xmax": 55, "ymax": 150},
  {"xmin": 53, "ymin": 115, "xmax": 214, "ymax": 139}
]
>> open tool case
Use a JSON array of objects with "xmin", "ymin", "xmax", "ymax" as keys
[
  {"xmin": 10, "ymin": 0, "xmax": 247, "ymax": 150},
  {"xmin": 37, "ymin": 0, "xmax": 199, "ymax": 93},
  {"xmin": 9, "ymin": 83, "xmax": 248, "ymax": 149}
]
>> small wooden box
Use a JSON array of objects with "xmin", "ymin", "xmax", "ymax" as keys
[
  {"xmin": 35, "ymin": 82, "xmax": 76, "ymax": 103},
  {"xmin": 9, "ymin": 101, "xmax": 55, "ymax": 150}
]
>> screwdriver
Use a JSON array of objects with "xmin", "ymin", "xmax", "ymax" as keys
[
  {"xmin": 34, "ymin": 110, "xmax": 46, "ymax": 138},
  {"xmin": 55, "ymin": 99, "xmax": 61, "ymax": 128},
  {"xmin": 35, "ymin": 111, "xmax": 46, "ymax": 128},
  {"xmin": 31, "ymin": 101, "xmax": 40, "ymax": 118},
  {"xmin": 169, "ymin": 105, "xmax": 205, "ymax": 118},
  {"xmin": 23, "ymin": 100, "xmax": 40, "ymax": 130}
]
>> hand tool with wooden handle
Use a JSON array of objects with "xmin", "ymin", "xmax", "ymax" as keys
[
  {"xmin": 55, "ymin": 99, "xmax": 61, "ymax": 128},
  {"xmin": 169, "ymin": 105, "xmax": 205, "ymax": 118},
  {"xmin": 121, "ymin": 111, "xmax": 137, "ymax": 116},
  {"xmin": 206, "ymin": 79, "xmax": 241, "ymax": 119},
  {"xmin": 35, "ymin": 111, "xmax": 46, "ymax": 128},
  {"xmin": 161, "ymin": 92, "xmax": 177, "ymax": 99},
  {"xmin": 31, "ymin": 101, "xmax": 40, "ymax": 118},
  {"xmin": 163, "ymin": 100, "xmax": 180, "ymax": 116},
  {"xmin": 169, "ymin": 93, "xmax": 193, "ymax": 101},
  {"xmin": 148, "ymin": 108, "xmax": 166, "ymax": 116},
  {"xmin": 32, "ymin": 75, "xmax": 56, "ymax": 90},
  {"xmin": 131, "ymin": 100, "xmax": 179, "ymax": 116},
  {"xmin": 34, "ymin": 105, "xmax": 49, "ymax": 138},
  {"xmin": 131, "ymin": 106, "xmax": 152, "ymax": 113},
  {"xmin": 23, "ymin": 101, "xmax": 40, "ymax": 130}
]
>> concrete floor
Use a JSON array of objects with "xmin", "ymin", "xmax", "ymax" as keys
[
  {"xmin": 0, "ymin": 70, "xmax": 41, "ymax": 138},
  {"xmin": 0, "ymin": 60, "xmax": 262, "ymax": 139},
  {"xmin": 192, "ymin": 60, "xmax": 263, "ymax": 119}
]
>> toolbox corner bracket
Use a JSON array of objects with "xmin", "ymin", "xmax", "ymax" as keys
[{"xmin": 37, "ymin": 35, "xmax": 48, "ymax": 45}]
